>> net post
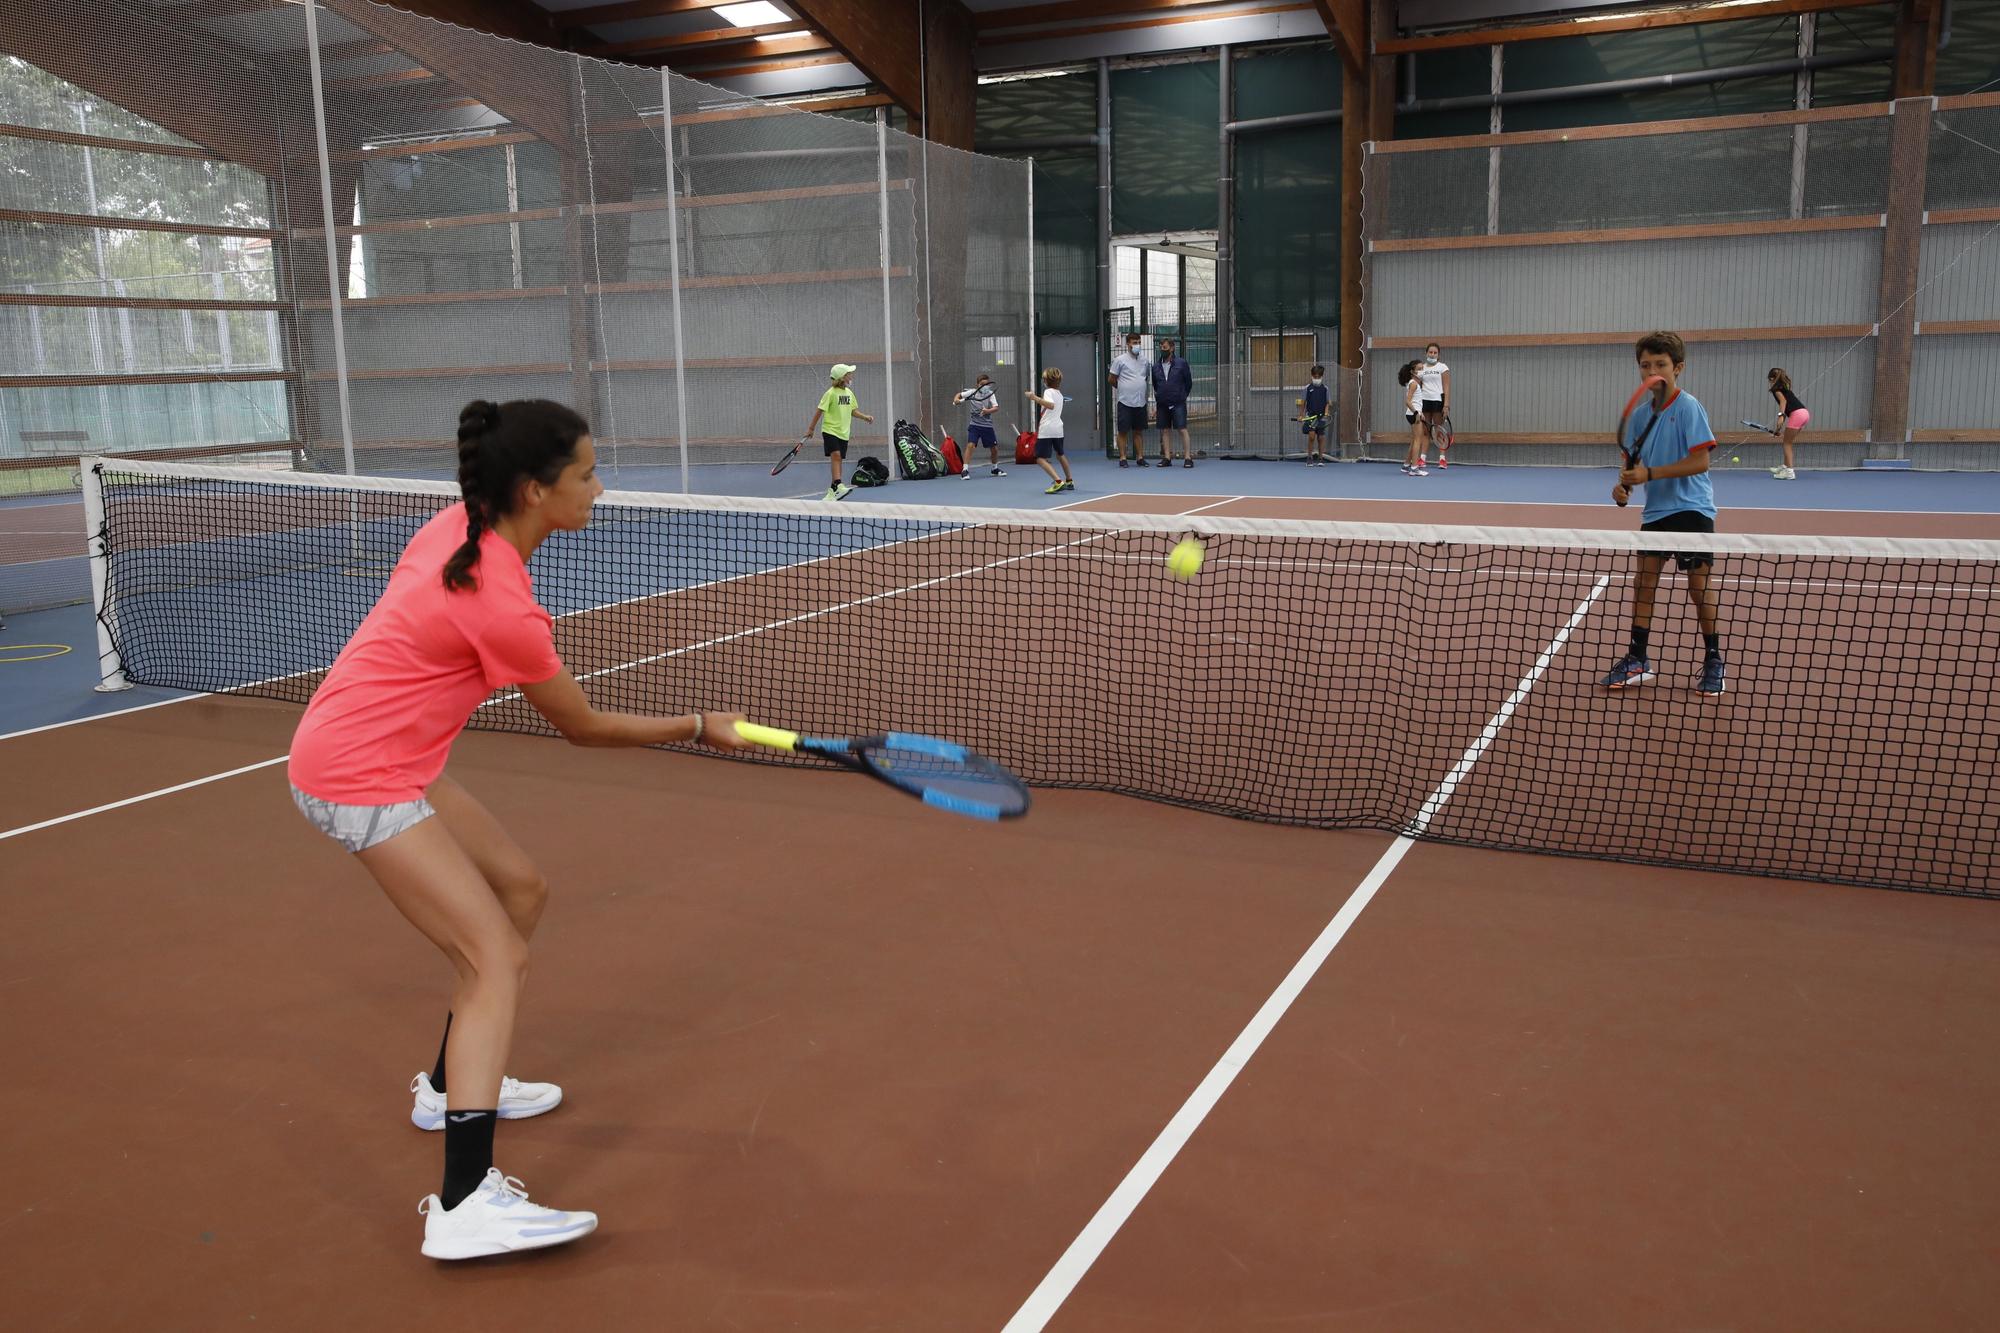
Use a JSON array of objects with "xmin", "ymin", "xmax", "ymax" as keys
[
  {"xmin": 301, "ymin": 0, "xmax": 357, "ymax": 477},
  {"xmin": 1026, "ymin": 157, "xmax": 1039, "ymax": 396},
  {"xmin": 876, "ymin": 108, "xmax": 897, "ymax": 471},
  {"xmin": 80, "ymin": 457, "xmax": 130, "ymax": 693},
  {"xmin": 660, "ymin": 69, "xmax": 692, "ymax": 495}
]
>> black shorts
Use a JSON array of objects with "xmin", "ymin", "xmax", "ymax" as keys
[
  {"xmin": 1639, "ymin": 510, "xmax": 1716, "ymax": 570},
  {"xmin": 967, "ymin": 421, "xmax": 998, "ymax": 445},
  {"xmin": 822, "ymin": 433, "xmax": 847, "ymax": 456},
  {"xmin": 1117, "ymin": 403, "xmax": 1149, "ymax": 434},
  {"xmin": 1421, "ymin": 399, "xmax": 1444, "ymax": 417},
  {"xmin": 1036, "ymin": 436, "xmax": 1066, "ymax": 458},
  {"xmin": 1156, "ymin": 401, "xmax": 1187, "ymax": 430},
  {"xmin": 1405, "ymin": 412, "xmax": 1418, "ymax": 424}
]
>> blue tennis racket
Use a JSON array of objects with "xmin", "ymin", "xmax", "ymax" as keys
[{"xmin": 737, "ymin": 723, "xmax": 1030, "ymax": 821}]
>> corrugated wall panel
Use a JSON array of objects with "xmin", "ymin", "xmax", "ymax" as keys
[
  {"xmin": 1910, "ymin": 334, "xmax": 2000, "ymax": 432},
  {"xmin": 1367, "ymin": 338, "xmax": 1874, "ymax": 436},
  {"xmin": 1914, "ymin": 223, "xmax": 2000, "ymax": 323},
  {"xmin": 1369, "ymin": 230, "xmax": 1882, "ymax": 341}
]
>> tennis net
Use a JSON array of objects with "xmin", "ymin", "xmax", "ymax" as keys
[{"xmin": 84, "ymin": 457, "xmax": 2000, "ymax": 898}]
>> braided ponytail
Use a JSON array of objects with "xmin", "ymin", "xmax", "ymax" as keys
[{"xmin": 440, "ymin": 398, "xmax": 589, "ymax": 593}]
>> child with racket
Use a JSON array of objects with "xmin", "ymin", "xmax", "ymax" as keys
[
  {"xmin": 288, "ymin": 399, "xmax": 750, "ymax": 1258},
  {"xmin": 952, "ymin": 370, "xmax": 1006, "ymax": 477},
  {"xmin": 1415, "ymin": 342, "xmax": 1449, "ymax": 468},
  {"xmin": 804, "ymin": 362, "xmax": 874, "ymax": 500},
  {"xmin": 1601, "ymin": 332, "xmax": 1726, "ymax": 695},
  {"xmin": 1397, "ymin": 361, "xmax": 1428, "ymax": 476},
  {"xmin": 1765, "ymin": 367, "xmax": 1808, "ymax": 480},
  {"xmin": 1025, "ymin": 366, "xmax": 1074, "ymax": 494},
  {"xmin": 1301, "ymin": 364, "xmax": 1330, "ymax": 466}
]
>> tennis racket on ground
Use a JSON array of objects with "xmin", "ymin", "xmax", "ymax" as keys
[
  {"xmin": 1738, "ymin": 418, "xmax": 1780, "ymax": 436},
  {"xmin": 771, "ymin": 434, "xmax": 809, "ymax": 476},
  {"xmin": 1614, "ymin": 376, "xmax": 1669, "ymax": 508},
  {"xmin": 736, "ymin": 722, "xmax": 1031, "ymax": 821}
]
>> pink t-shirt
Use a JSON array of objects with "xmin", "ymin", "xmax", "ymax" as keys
[{"xmin": 289, "ymin": 503, "xmax": 563, "ymax": 804}]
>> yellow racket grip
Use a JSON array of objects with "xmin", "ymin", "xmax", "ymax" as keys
[{"xmin": 735, "ymin": 722, "xmax": 801, "ymax": 751}]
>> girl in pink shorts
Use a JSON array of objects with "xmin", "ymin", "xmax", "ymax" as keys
[
  {"xmin": 288, "ymin": 398, "xmax": 750, "ymax": 1259},
  {"xmin": 1766, "ymin": 368, "xmax": 1810, "ymax": 480}
]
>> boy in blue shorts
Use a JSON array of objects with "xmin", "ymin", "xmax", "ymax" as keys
[
  {"xmin": 1025, "ymin": 367, "xmax": 1073, "ymax": 494},
  {"xmin": 952, "ymin": 371, "xmax": 1006, "ymax": 477},
  {"xmin": 1301, "ymin": 364, "xmax": 1330, "ymax": 465},
  {"xmin": 1601, "ymin": 331, "xmax": 1726, "ymax": 695}
]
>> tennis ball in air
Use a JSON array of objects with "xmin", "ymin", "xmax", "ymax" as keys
[
  {"xmin": 1732, "ymin": 455, "xmax": 1741, "ymax": 463},
  {"xmin": 1168, "ymin": 538, "xmax": 1205, "ymax": 580}
]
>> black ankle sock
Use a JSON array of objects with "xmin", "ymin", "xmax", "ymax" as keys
[
  {"xmin": 440, "ymin": 1109, "xmax": 496, "ymax": 1210},
  {"xmin": 1630, "ymin": 626, "xmax": 1650, "ymax": 658},
  {"xmin": 431, "ymin": 1012, "xmax": 452, "ymax": 1094},
  {"xmin": 1704, "ymin": 633, "xmax": 1721, "ymax": 656}
]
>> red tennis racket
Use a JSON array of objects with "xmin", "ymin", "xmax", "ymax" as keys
[{"xmin": 1614, "ymin": 376, "xmax": 1668, "ymax": 508}]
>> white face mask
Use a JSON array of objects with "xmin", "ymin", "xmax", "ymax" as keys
[
  {"xmin": 1311, "ymin": 377, "xmax": 1323, "ymax": 385},
  {"xmin": 1425, "ymin": 353, "xmax": 1438, "ymax": 364}
]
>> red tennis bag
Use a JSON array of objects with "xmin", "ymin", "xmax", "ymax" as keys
[
  {"xmin": 935, "ymin": 424, "xmax": 964, "ymax": 475},
  {"xmin": 1014, "ymin": 424, "xmax": 1038, "ymax": 466}
]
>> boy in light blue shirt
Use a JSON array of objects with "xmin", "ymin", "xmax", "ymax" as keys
[{"xmin": 1601, "ymin": 331, "xmax": 1726, "ymax": 695}]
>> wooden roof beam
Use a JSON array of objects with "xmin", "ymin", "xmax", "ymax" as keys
[
  {"xmin": 0, "ymin": 0, "xmax": 283, "ymax": 173},
  {"xmin": 1376, "ymin": 0, "xmax": 1887, "ymax": 53},
  {"xmin": 317, "ymin": 0, "xmax": 571, "ymax": 147},
  {"xmin": 1312, "ymin": 0, "xmax": 1366, "ymax": 74},
  {"xmin": 783, "ymin": 0, "xmax": 976, "ymax": 149}
]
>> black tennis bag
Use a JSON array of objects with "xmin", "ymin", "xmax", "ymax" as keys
[
  {"xmin": 893, "ymin": 420, "xmax": 946, "ymax": 480},
  {"xmin": 851, "ymin": 456, "xmax": 890, "ymax": 487}
]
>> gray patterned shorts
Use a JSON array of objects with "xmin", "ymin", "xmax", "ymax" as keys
[{"xmin": 291, "ymin": 784, "xmax": 435, "ymax": 853}]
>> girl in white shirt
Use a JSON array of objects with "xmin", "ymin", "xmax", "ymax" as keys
[{"xmin": 1024, "ymin": 367, "xmax": 1074, "ymax": 494}]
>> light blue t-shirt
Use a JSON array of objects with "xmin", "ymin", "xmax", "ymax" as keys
[
  {"xmin": 1625, "ymin": 388, "xmax": 1717, "ymax": 523},
  {"xmin": 1110, "ymin": 350, "xmax": 1150, "ymax": 408}
]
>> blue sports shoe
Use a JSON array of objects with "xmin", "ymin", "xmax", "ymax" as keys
[
  {"xmin": 1697, "ymin": 654, "xmax": 1727, "ymax": 695},
  {"xmin": 1600, "ymin": 653, "xmax": 1654, "ymax": 689}
]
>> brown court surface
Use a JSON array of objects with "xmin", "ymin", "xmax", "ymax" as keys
[
  {"xmin": 6, "ymin": 696, "xmax": 2000, "ymax": 1331},
  {"xmin": 7, "ymin": 488, "xmax": 2000, "ymax": 1330}
]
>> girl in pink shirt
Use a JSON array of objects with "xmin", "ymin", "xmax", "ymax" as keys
[{"xmin": 290, "ymin": 399, "xmax": 747, "ymax": 1260}]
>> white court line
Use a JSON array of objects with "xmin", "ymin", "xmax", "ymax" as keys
[
  {"xmin": 0, "ymin": 513, "xmax": 975, "ymax": 746},
  {"xmin": 0, "ymin": 532, "xmax": 1110, "ymax": 834},
  {"xmin": 0, "ymin": 552, "xmax": 86, "ymax": 567},
  {"xmin": 0, "ymin": 756, "xmax": 289, "ymax": 843},
  {"xmin": 1000, "ymin": 575, "xmax": 1611, "ymax": 1333},
  {"xmin": 1176, "ymin": 497, "xmax": 1241, "ymax": 516}
]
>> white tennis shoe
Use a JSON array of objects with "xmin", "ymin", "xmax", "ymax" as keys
[
  {"xmin": 418, "ymin": 1169, "xmax": 597, "ymax": 1260},
  {"xmin": 410, "ymin": 1071, "xmax": 562, "ymax": 1130}
]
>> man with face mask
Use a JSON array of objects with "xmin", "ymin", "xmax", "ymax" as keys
[
  {"xmin": 1108, "ymin": 331, "xmax": 1151, "ymax": 468},
  {"xmin": 1150, "ymin": 337, "xmax": 1195, "ymax": 467}
]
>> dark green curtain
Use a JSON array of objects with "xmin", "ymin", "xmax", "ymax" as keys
[
  {"xmin": 1231, "ymin": 44, "xmax": 1341, "ymax": 330},
  {"xmin": 1501, "ymin": 17, "xmax": 1804, "ymax": 130},
  {"xmin": 1111, "ymin": 62, "xmax": 1218, "ymax": 235},
  {"xmin": 978, "ymin": 74, "xmax": 1098, "ymax": 334}
]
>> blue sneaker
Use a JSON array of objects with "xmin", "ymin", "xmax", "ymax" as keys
[
  {"xmin": 1600, "ymin": 653, "xmax": 1654, "ymax": 689},
  {"xmin": 1697, "ymin": 654, "xmax": 1726, "ymax": 695}
]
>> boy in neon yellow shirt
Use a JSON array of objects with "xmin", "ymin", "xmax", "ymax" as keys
[{"xmin": 803, "ymin": 363, "xmax": 874, "ymax": 500}]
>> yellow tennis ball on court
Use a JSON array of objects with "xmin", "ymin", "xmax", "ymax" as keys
[
  {"xmin": 1732, "ymin": 454, "xmax": 1740, "ymax": 463},
  {"xmin": 1168, "ymin": 538, "xmax": 1205, "ymax": 580}
]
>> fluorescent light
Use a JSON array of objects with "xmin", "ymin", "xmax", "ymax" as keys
[{"xmin": 713, "ymin": 2, "xmax": 789, "ymax": 25}]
